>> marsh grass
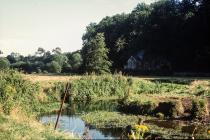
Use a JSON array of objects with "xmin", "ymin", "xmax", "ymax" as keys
[{"xmin": 81, "ymin": 111, "xmax": 210, "ymax": 139}]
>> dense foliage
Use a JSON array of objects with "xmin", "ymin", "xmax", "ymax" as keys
[
  {"xmin": 0, "ymin": 48, "xmax": 83, "ymax": 74},
  {"xmin": 0, "ymin": 70, "xmax": 61, "ymax": 114},
  {"xmin": 71, "ymin": 75, "xmax": 135, "ymax": 101},
  {"xmin": 82, "ymin": 33, "xmax": 112, "ymax": 74},
  {"xmin": 0, "ymin": 70, "xmax": 75, "ymax": 139},
  {"xmin": 82, "ymin": 0, "xmax": 210, "ymax": 74}
]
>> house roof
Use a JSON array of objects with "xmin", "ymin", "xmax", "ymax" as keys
[{"xmin": 133, "ymin": 50, "xmax": 144, "ymax": 61}]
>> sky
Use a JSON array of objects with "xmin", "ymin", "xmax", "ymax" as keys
[{"xmin": 0, "ymin": 0, "xmax": 154, "ymax": 56}]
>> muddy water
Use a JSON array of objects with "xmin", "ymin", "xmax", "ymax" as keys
[{"xmin": 40, "ymin": 100, "xmax": 210, "ymax": 139}]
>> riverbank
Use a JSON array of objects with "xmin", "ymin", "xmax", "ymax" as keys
[
  {"xmin": 2, "ymin": 72, "xmax": 209, "ymax": 139},
  {"xmin": 81, "ymin": 111, "xmax": 210, "ymax": 139},
  {"xmin": 0, "ymin": 70, "xmax": 76, "ymax": 139}
]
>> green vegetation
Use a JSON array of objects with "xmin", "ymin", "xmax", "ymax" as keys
[
  {"xmin": 82, "ymin": 0, "xmax": 210, "ymax": 74},
  {"xmin": 71, "ymin": 75, "xmax": 137, "ymax": 101},
  {"xmin": 70, "ymin": 74, "xmax": 209, "ymax": 119},
  {"xmin": 0, "ymin": 70, "xmax": 75, "ymax": 139},
  {"xmin": 81, "ymin": 111, "xmax": 140, "ymax": 128},
  {"xmin": 0, "ymin": 113, "xmax": 72, "ymax": 140},
  {"xmin": 191, "ymin": 98, "xmax": 209, "ymax": 120},
  {"xmin": 82, "ymin": 33, "xmax": 112, "ymax": 74},
  {"xmin": 1, "ymin": 70, "xmax": 209, "ymax": 139},
  {"xmin": 0, "ymin": 58, "xmax": 10, "ymax": 70},
  {"xmin": 81, "ymin": 111, "xmax": 209, "ymax": 139},
  {"xmin": 81, "ymin": 111, "xmax": 210, "ymax": 139}
]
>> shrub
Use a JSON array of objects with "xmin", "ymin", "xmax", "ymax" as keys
[
  {"xmin": 169, "ymin": 100, "xmax": 184, "ymax": 118},
  {"xmin": 191, "ymin": 99, "xmax": 209, "ymax": 120},
  {"xmin": 0, "ymin": 58, "xmax": 10, "ymax": 70},
  {"xmin": 137, "ymin": 80, "xmax": 188, "ymax": 95},
  {"xmin": 118, "ymin": 96, "xmax": 158, "ymax": 115},
  {"xmin": 156, "ymin": 112, "xmax": 164, "ymax": 119},
  {"xmin": 71, "ymin": 75, "xmax": 138, "ymax": 101},
  {"xmin": 46, "ymin": 61, "xmax": 62, "ymax": 73},
  {"xmin": 155, "ymin": 101, "xmax": 184, "ymax": 118},
  {"xmin": 0, "ymin": 70, "xmax": 42, "ymax": 114}
]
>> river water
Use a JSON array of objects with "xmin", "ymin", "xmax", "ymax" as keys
[{"xmin": 40, "ymin": 100, "xmax": 210, "ymax": 139}]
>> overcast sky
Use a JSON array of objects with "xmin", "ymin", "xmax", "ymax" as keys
[{"xmin": 0, "ymin": 0, "xmax": 154, "ymax": 56}]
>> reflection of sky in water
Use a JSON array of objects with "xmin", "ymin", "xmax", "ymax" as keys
[{"xmin": 40, "ymin": 115, "xmax": 115, "ymax": 139}]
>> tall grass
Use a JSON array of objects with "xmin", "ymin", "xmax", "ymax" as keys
[
  {"xmin": 71, "ymin": 74, "xmax": 138, "ymax": 101},
  {"xmin": 0, "ymin": 70, "xmax": 75, "ymax": 139}
]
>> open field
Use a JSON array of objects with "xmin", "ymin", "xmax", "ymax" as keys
[
  {"xmin": 24, "ymin": 74, "xmax": 81, "ymax": 83},
  {"xmin": 24, "ymin": 74, "xmax": 210, "ymax": 82}
]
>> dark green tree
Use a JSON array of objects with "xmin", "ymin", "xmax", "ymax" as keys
[
  {"xmin": 82, "ymin": 33, "xmax": 112, "ymax": 74},
  {"xmin": 46, "ymin": 61, "xmax": 62, "ymax": 73},
  {"xmin": 0, "ymin": 58, "xmax": 10, "ymax": 70}
]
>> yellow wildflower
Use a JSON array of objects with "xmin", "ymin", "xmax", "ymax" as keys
[
  {"xmin": 134, "ymin": 124, "xmax": 149, "ymax": 132},
  {"xmin": 207, "ymin": 129, "xmax": 210, "ymax": 135}
]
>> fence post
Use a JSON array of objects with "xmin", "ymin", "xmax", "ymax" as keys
[{"xmin": 54, "ymin": 82, "xmax": 71, "ymax": 130}]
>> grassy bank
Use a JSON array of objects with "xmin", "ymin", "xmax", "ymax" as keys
[
  {"xmin": 0, "ymin": 70, "xmax": 76, "ymax": 139},
  {"xmin": 70, "ymin": 74, "xmax": 209, "ymax": 119},
  {"xmin": 81, "ymin": 111, "xmax": 210, "ymax": 139},
  {"xmin": 15, "ymin": 73, "xmax": 210, "ymax": 138}
]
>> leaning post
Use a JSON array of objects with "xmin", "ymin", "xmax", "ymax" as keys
[{"xmin": 54, "ymin": 82, "xmax": 71, "ymax": 130}]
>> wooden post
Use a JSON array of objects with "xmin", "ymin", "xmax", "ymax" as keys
[{"xmin": 54, "ymin": 82, "xmax": 71, "ymax": 130}]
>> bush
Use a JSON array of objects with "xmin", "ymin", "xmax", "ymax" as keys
[
  {"xmin": 169, "ymin": 100, "xmax": 184, "ymax": 118},
  {"xmin": 46, "ymin": 61, "xmax": 62, "ymax": 73},
  {"xmin": 156, "ymin": 112, "xmax": 164, "ymax": 119},
  {"xmin": 118, "ymin": 96, "xmax": 158, "ymax": 115},
  {"xmin": 137, "ymin": 80, "xmax": 188, "ymax": 95},
  {"xmin": 71, "ymin": 75, "xmax": 138, "ymax": 101},
  {"xmin": 155, "ymin": 100, "xmax": 184, "ymax": 118},
  {"xmin": 0, "ymin": 58, "xmax": 10, "ymax": 70},
  {"xmin": 191, "ymin": 99, "xmax": 209, "ymax": 120},
  {"xmin": 0, "ymin": 70, "xmax": 41, "ymax": 114}
]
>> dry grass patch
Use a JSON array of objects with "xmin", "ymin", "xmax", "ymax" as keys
[{"xmin": 24, "ymin": 74, "xmax": 80, "ymax": 83}]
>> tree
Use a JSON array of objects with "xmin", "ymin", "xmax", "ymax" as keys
[
  {"xmin": 7, "ymin": 52, "xmax": 22, "ymax": 63},
  {"xmin": 70, "ymin": 52, "xmax": 83, "ymax": 70},
  {"xmin": 51, "ymin": 54, "xmax": 68, "ymax": 68},
  {"xmin": 0, "ymin": 58, "xmax": 10, "ymax": 70},
  {"xmin": 46, "ymin": 61, "xmax": 62, "ymax": 73},
  {"xmin": 82, "ymin": 33, "xmax": 112, "ymax": 74},
  {"xmin": 35, "ymin": 47, "xmax": 45, "ymax": 56},
  {"xmin": 52, "ymin": 47, "xmax": 62, "ymax": 54}
]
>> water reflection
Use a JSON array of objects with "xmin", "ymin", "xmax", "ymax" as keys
[
  {"xmin": 40, "ymin": 100, "xmax": 210, "ymax": 139},
  {"xmin": 40, "ymin": 100, "xmax": 121, "ymax": 139}
]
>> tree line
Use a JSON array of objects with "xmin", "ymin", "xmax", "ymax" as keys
[
  {"xmin": 0, "ymin": 0, "xmax": 209, "ymax": 75},
  {"xmin": 82, "ymin": 0, "xmax": 210, "ymax": 74},
  {"xmin": 0, "ymin": 47, "xmax": 82, "ymax": 73}
]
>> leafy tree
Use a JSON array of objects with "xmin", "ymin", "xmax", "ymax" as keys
[
  {"xmin": 46, "ymin": 61, "xmax": 62, "ymax": 73},
  {"xmin": 82, "ymin": 0, "xmax": 210, "ymax": 73},
  {"xmin": 35, "ymin": 47, "xmax": 45, "ymax": 56},
  {"xmin": 7, "ymin": 52, "xmax": 22, "ymax": 63},
  {"xmin": 51, "ymin": 54, "xmax": 68, "ymax": 68},
  {"xmin": 82, "ymin": 33, "xmax": 112, "ymax": 74},
  {"xmin": 70, "ymin": 52, "xmax": 83, "ymax": 70},
  {"xmin": 0, "ymin": 58, "xmax": 10, "ymax": 70},
  {"xmin": 52, "ymin": 47, "xmax": 62, "ymax": 54}
]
